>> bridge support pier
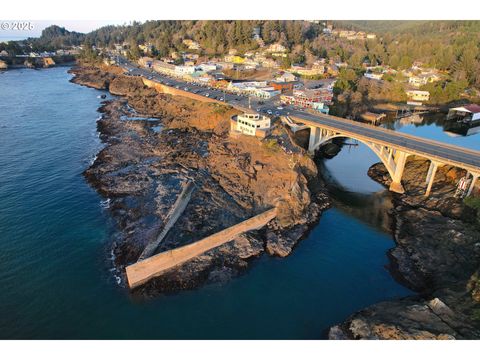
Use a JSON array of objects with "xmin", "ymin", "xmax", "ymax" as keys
[
  {"xmin": 425, "ymin": 161, "xmax": 443, "ymax": 197},
  {"xmin": 308, "ymin": 126, "xmax": 321, "ymax": 153},
  {"xmin": 389, "ymin": 151, "xmax": 408, "ymax": 194},
  {"xmin": 467, "ymin": 173, "xmax": 479, "ymax": 197}
]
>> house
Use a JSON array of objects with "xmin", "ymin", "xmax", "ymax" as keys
[
  {"xmin": 408, "ymin": 76, "xmax": 428, "ymax": 87},
  {"xmin": 175, "ymin": 65, "xmax": 196, "ymax": 76},
  {"xmin": 447, "ymin": 104, "xmax": 480, "ymax": 123},
  {"xmin": 196, "ymin": 63, "xmax": 218, "ymax": 72},
  {"xmin": 216, "ymin": 61, "xmax": 235, "ymax": 70},
  {"xmin": 405, "ymin": 90, "xmax": 430, "ymax": 103},
  {"xmin": 182, "ymin": 39, "xmax": 201, "ymax": 50},
  {"xmin": 261, "ymin": 58, "xmax": 279, "ymax": 68},
  {"xmin": 230, "ymin": 112, "xmax": 271, "ymax": 138},
  {"xmin": 276, "ymin": 72, "xmax": 297, "ymax": 82},
  {"xmin": 224, "ymin": 55, "xmax": 245, "ymax": 64},
  {"xmin": 266, "ymin": 43, "xmax": 287, "ymax": 53},
  {"xmin": 289, "ymin": 65, "xmax": 324, "ymax": 77},
  {"xmin": 364, "ymin": 72, "xmax": 383, "ymax": 80},
  {"xmin": 138, "ymin": 43, "xmax": 153, "ymax": 53}
]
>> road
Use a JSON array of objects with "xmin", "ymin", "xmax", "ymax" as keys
[{"xmin": 118, "ymin": 58, "xmax": 480, "ymax": 172}]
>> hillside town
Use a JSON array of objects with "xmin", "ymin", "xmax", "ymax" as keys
[{"xmin": 1, "ymin": 16, "xmax": 480, "ymax": 346}]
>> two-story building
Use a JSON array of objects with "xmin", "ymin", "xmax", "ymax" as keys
[{"xmin": 230, "ymin": 112, "xmax": 271, "ymax": 138}]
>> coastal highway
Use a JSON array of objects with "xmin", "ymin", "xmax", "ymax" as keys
[{"xmin": 118, "ymin": 58, "xmax": 480, "ymax": 172}]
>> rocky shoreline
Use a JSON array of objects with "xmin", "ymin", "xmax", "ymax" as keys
[
  {"xmin": 70, "ymin": 63, "xmax": 480, "ymax": 338},
  {"xmin": 70, "ymin": 64, "xmax": 330, "ymax": 295},
  {"xmin": 329, "ymin": 158, "xmax": 480, "ymax": 339}
]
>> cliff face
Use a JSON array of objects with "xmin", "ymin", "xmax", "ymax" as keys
[
  {"xmin": 73, "ymin": 65, "xmax": 330, "ymax": 294},
  {"xmin": 330, "ymin": 158, "xmax": 480, "ymax": 339}
]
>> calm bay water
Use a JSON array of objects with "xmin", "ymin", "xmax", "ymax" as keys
[{"xmin": 0, "ymin": 67, "xmax": 414, "ymax": 339}]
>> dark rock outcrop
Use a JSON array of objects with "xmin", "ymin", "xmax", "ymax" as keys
[
  {"xmin": 72, "ymin": 66, "xmax": 330, "ymax": 295},
  {"xmin": 331, "ymin": 157, "xmax": 480, "ymax": 339}
]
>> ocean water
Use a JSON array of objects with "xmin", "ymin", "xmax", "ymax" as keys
[{"xmin": 0, "ymin": 67, "xmax": 412, "ymax": 339}]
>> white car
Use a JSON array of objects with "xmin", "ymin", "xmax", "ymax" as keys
[
  {"xmin": 205, "ymin": 93, "xmax": 210, "ymax": 97},
  {"xmin": 277, "ymin": 106, "xmax": 283, "ymax": 110},
  {"xmin": 267, "ymin": 110, "xmax": 273, "ymax": 115}
]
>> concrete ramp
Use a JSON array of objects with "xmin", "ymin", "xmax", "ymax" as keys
[
  {"xmin": 138, "ymin": 181, "xmax": 195, "ymax": 261},
  {"xmin": 281, "ymin": 116, "xmax": 309, "ymax": 133},
  {"xmin": 126, "ymin": 208, "xmax": 277, "ymax": 289}
]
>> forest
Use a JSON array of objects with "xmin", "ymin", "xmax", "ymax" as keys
[{"xmin": 2, "ymin": 20, "xmax": 479, "ymax": 105}]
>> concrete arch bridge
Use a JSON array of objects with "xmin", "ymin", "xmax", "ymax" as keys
[{"xmin": 284, "ymin": 114, "xmax": 480, "ymax": 196}]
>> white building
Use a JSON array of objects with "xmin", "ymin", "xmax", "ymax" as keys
[
  {"xmin": 276, "ymin": 72, "xmax": 297, "ymax": 82},
  {"xmin": 254, "ymin": 87, "xmax": 281, "ymax": 99},
  {"xmin": 408, "ymin": 76, "xmax": 428, "ymax": 87},
  {"xmin": 231, "ymin": 112, "xmax": 271, "ymax": 138},
  {"xmin": 266, "ymin": 43, "xmax": 287, "ymax": 53},
  {"xmin": 196, "ymin": 63, "xmax": 217, "ymax": 72},
  {"xmin": 405, "ymin": 90, "xmax": 430, "ymax": 103},
  {"xmin": 175, "ymin": 65, "xmax": 196, "ymax": 76},
  {"xmin": 364, "ymin": 72, "xmax": 383, "ymax": 80}
]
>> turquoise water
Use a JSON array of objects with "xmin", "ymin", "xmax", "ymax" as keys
[{"xmin": 0, "ymin": 67, "xmax": 412, "ymax": 339}]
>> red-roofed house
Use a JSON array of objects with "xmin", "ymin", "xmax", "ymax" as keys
[{"xmin": 447, "ymin": 104, "xmax": 480, "ymax": 123}]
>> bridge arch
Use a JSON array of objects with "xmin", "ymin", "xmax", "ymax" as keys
[{"xmin": 308, "ymin": 126, "xmax": 408, "ymax": 193}]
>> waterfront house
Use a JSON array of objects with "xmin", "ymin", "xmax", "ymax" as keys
[
  {"xmin": 230, "ymin": 112, "xmax": 271, "ymax": 138},
  {"xmin": 405, "ymin": 90, "xmax": 430, "ymax": 103},
  {"xmin": 447, "ymin": 104, "xmax": 480, "ymax": 123}
]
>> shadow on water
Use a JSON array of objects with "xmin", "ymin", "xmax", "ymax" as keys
[{"xmin": 316, "ymin": 157, "xmax": 394, "ymax": 234}]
